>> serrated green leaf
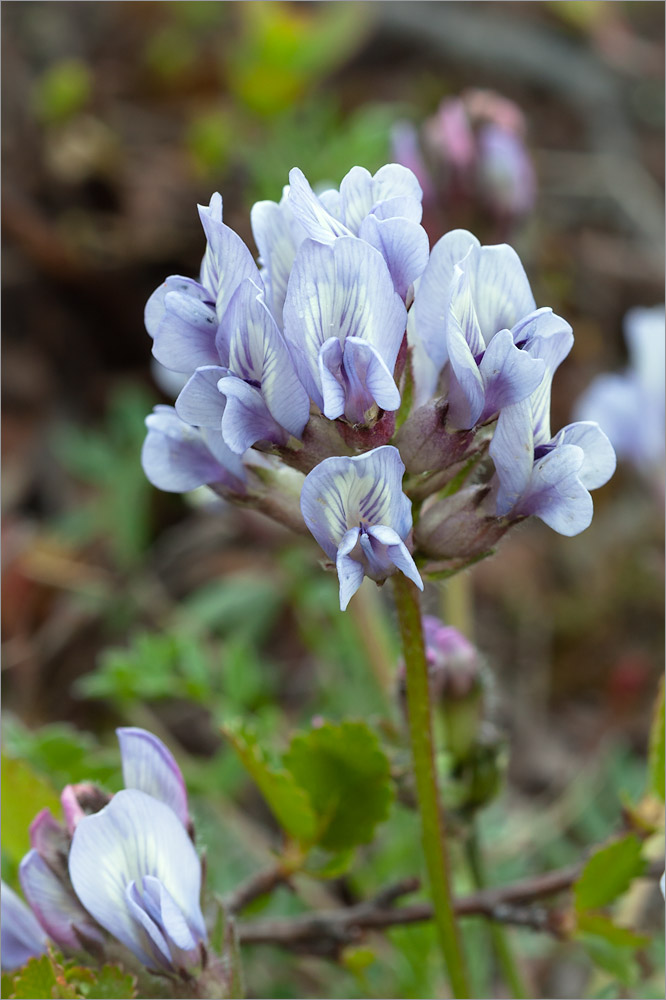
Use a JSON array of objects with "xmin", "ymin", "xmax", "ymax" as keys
[
  {"xmin": 222, "ymin": 723, "xmax": 317, "ymax": 844},
  {"xmin": 574, "ymin": 834, "xmax": 646, "ymax": 912},
  {"xmin": 648, "ymin": 678, "xmax": 665, "ymax": 802},
  {"xmin": 7, "ymin": 953, "xmax": 79, "ymax": 999},
  {"xmin": 76, "ymin": 964, "xmax": 137, "ymax": 999},
  {"xmin": 284, "ymin": 721, "xmax": 394, "ymax": 852},
  {"xmin": 1, "ymin": 754, "xmax": 61, "ymax": 865}
]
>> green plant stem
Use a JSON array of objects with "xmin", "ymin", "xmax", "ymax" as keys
[
  {"xmin": 466, "ymin": 826, "xmax": 529, "ymax": 999},
  {"xmin": 392, "ymin": 574, "xmax": 471, "ymax": 998}
]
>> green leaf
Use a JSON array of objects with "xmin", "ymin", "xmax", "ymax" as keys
[
  {"xmin": 302, "ymin": 846, "xmax": 356, "ymax": 879},
  {"xmin": 574, "ymin": 834, "xmax": 646, "ymax": 912},
  {"xmin": 284, "ymin": 721, "xmax": 394, "ymax": 852},
  {"xmin": 648, "ymin": 678, "xmax": 665, "ymax": 802},
  {"xmin": 222, "ymin": 722, "xmax": 317, "ymax": 845},
  {"xmin": 7, "ymin": 953, "xmax": 79, "ymax": 999},
  {"xmin": 1, "ymin": 754, "xmax": 61, "ymax": 865},
  {"xmin": 579, "ymin": 933, "xmax": 640, "ymax": 986},
  {"xmin": 76, "ymin": 964, "xmax": 137, "ymax": 999},
  {"xmin": 577, "ymin": 912, "xmax": 649, "ymax": 949}
]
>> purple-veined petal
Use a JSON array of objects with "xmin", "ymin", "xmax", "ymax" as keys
[
  {"xmin": 287, "ymin": 169, "xmax": 352, "ymax": 243},
  {"xmin": 489, "ymin": 399, "xmax": 535, "ymax": 516},
  {"xmin": 340, "ymin": 164, "xmax": 423, "ymax": 232},
  {"xmin": 411, "ymin": 229, "xmax": 480, "ymax": 374},
  {"xmin": 300, "ymin": 446, "xmax": 412, "ymax": 557},
  {"xmin": 151, "ymin": 288, "xmax": 220, "ymax": 373},
  {"xmin": 175, "ymin": 366, "xmax": 228, "ymax": 429},
  {"xmin": 124, "ymin": 880, "xmax": 171, "ymax": 970},
  {"xmin": 358, "ymin": 215, "xmax": 429, "ymax": 300},
  {"xmin": 145, "ymin": 277, "xmax": 212, "ymax": 342},
  {"xmin": 515, "ymin": 308, "xmax": 573, "ymax": 446},
  {"xmin": 69, "ymin": 789, "xmax": 206, "ymax": 972},
  {"xmin": 217, "ymin": 376, "xmax": 288, "ymax": 453},
  {"xmin": 370, "ymin": 195, "xmax": 423, "ymax": 224},
  {"xmin": 365, "ymin": 525, "xmax": 423, "ymax": 590},
  {"xmin": 550, "ymin": 422, "xmax": 616, "ymax": 490},
  {"xmin": 222, "ymin": 279, "xmax": 310, "ymax": 439},
  {"xmin": 458, "ymin": 243, "xmax": 536, "ymax": 344},
  {"xmin": 336, "ymin": 528, "xmax": 364, "ymax": 611},
  {"xmin": 250, "ymin": 191, "xmax": 306, "ymax": 328},
  {"xmin": 477, "ymin": 328, "xmax": 546, "ymax": 424},
  {"xmin": 518, "ymin": 444, "xmax": 592, "ymax": 536},
  {"xmin": 341, "ymin": 337, "xmax": 401, "ymax": 422},
  {"xmin": 142, "ymin": 405, "xmax": 245, "ymax": 493},
  {"xmin": 1, "ymin": 882, "xmax": 48, "ymax": 970},
  {"xmin": 117, "ymin": 728, "xmax": 189, "ymax": 830},
  {"xmin": 283, "ymin": 237, "xmax": 406, "ymax": 411},
  {"xmin": 197, "ymin": 194, "xmax": 261, "ymax": 318},
  {"xmin": 19, "ymin": 850, "xmax": 102, "ymax": 953},
  {"xmin": 446, "ymin": 302, "xmax": 485, "ymax": 429},
  {"xmin": 318, "ymin": 338, "xmax": 346, "ymax": 421}
]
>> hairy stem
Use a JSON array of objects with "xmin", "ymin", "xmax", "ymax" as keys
[{"xmin": 392, "ymin": 574, "xmax": 471, "ymax": 998}]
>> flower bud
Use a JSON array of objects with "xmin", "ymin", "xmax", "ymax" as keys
[
  {"xmin": 61, "ymin": 782, "xmax": 112, "ymax": 834},
  {"xmin": 415, "ymin": 486, "xmax": 510, "ymax": 561},
  {"xmin": 394, "ymin": 399, "xmax": 477, "ymax": 475}
]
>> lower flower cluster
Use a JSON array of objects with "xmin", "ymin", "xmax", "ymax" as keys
[
  {"xmin": 2, "ymin": 729, "xmax": 207, "ymax": 979},
  {"xmin": 141, "ymin": 163, "xmax": 615, "ymax": 609}
]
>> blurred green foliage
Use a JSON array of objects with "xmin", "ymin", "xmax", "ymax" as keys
[
  {"xmin": 32, "ymin": 59, "xmax": 92, "ymax": 124},
  {"xmin": 53, "ymin": 385, "xmax": 156, "ymax": 570}
]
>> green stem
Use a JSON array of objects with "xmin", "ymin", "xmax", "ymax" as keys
[
  {"xmin": 466, "ymin": 826, "xmax": 529, "ymax": 999},
  {"xmin": 392, "ymin": 574, "xmax": 471, "ymax": 998}
]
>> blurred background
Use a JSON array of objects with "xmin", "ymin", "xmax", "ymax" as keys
[{"xmin": 2, "ymin": 3, "xmax": 664, "ymax": 998}]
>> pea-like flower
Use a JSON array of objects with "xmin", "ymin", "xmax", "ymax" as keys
[
  {"xmin": 575, "ymin": 305, "xmax": 665, "ymax": 477},
  {"xmin": 141, "ymin": 405, "xmax": 246, "ymax": 495},
  {"xmin": 287, "ymin": 165, "xmax": 429, "ymax": 301},
  {"xmin": 489, "ymin": 400, "xmax": 616, "ymax": 535},
  {"xmin": 68, "ymin": 789, "xmax": 207, "ymax": 975},
  {"xmin": 300, "ymin": 446, "xmax": 422, "ymax": 609},
  {"xmin": 117, "ymin": 727, "xmax": 191, "ymax": 833},
  {"xmin": 0, "ymin": 882, "xmax": 48, "ymax": 971},
  {"xmin": 284, "ymin": 237, "xmax": 407, "ymax": 425},
  {"xmin": 410, "ymin": 230, "xmax": 547, "ymax": 411}
]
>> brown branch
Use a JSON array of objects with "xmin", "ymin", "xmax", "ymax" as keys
[
  {"xmin": 236, "ymin": 860, "xmax": 663, "ymax": 957},
  {"xmin": 223, "ymin": 864, "xmax": 293, "ymax": 916}
]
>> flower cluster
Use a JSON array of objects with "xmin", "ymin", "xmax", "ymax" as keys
[
  {"xmin": 141, "ymin": 164, "xmax": 615, "ymax": 610},
  {"xmin": 1, "ymin": 729, "xmax": 206, "ymax": 977},
  {"xmin": 391, "ymin": 90, "xmax": 536, "ymax": 232}
]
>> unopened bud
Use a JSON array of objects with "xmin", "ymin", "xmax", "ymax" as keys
[
  {"xmin": 61, "ymin": 782, "xmax": 112, "ymax": 834},
  {"xmin": 394, "ymin": 399, "xmax": 476, "ymax": 475},
  {"xmin": 415, "ymin": 486, "xmax": 509, "ymax": 560}
]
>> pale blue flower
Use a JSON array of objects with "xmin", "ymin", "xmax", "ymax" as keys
[
  {"xmin": 283, "ymin": 237, "xmax": 407, "ymax": 424},
  {"xmin": 141, "ymin": 405, "xmax": 246, "ymax": 494},
  {"xmin": 69, "ymin": 789, "xmax": 207, "ymax": 974},
  {"xmin": 489, "ymin": 399, "xmax": 616, "ymax": 535},
  {"xmin": 0, "ymin": 882, "xmax": 48, "ymax": 971},
  {"xmin": 117, "ymin": 728, "xmax": 190, "ymax": 832},
  {"xmin": 300, "ymin": 446, "xmax": 422, "ymax": 609},
  {"xmin": 575, "ymin": 305, "xmax": 665, "ymax": 474}
]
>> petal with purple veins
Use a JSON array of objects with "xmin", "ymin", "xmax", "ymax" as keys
[
  {"xmin": 218, "ymin": 376, "xmax": 288, "ymax": 453},
  {"xmin": 142, "ymin": 406, "xmax": 245, "ymax": 493},
  {"xmin": 175, "ymin": 366, "xmax": 228, "ymax": 429},
  {"xmin": 358, "ymin": 215, "xmax": 429, "ymax": 300},
  {"xmin": 117, "ymin": 728, "xmax": 189, "ymax": 830},
  {"xmin": 69, "ymin": 789, "xmax": 206, "ymax": 973}
]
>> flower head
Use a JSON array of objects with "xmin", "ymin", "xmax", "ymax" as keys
[
  {"xmin": 300, "ymin": 446, "xmax": 422, "ymax": 609},
  {"xmin": 68, "ymin": 789, "xmax": 207, "ymax": 974}
]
